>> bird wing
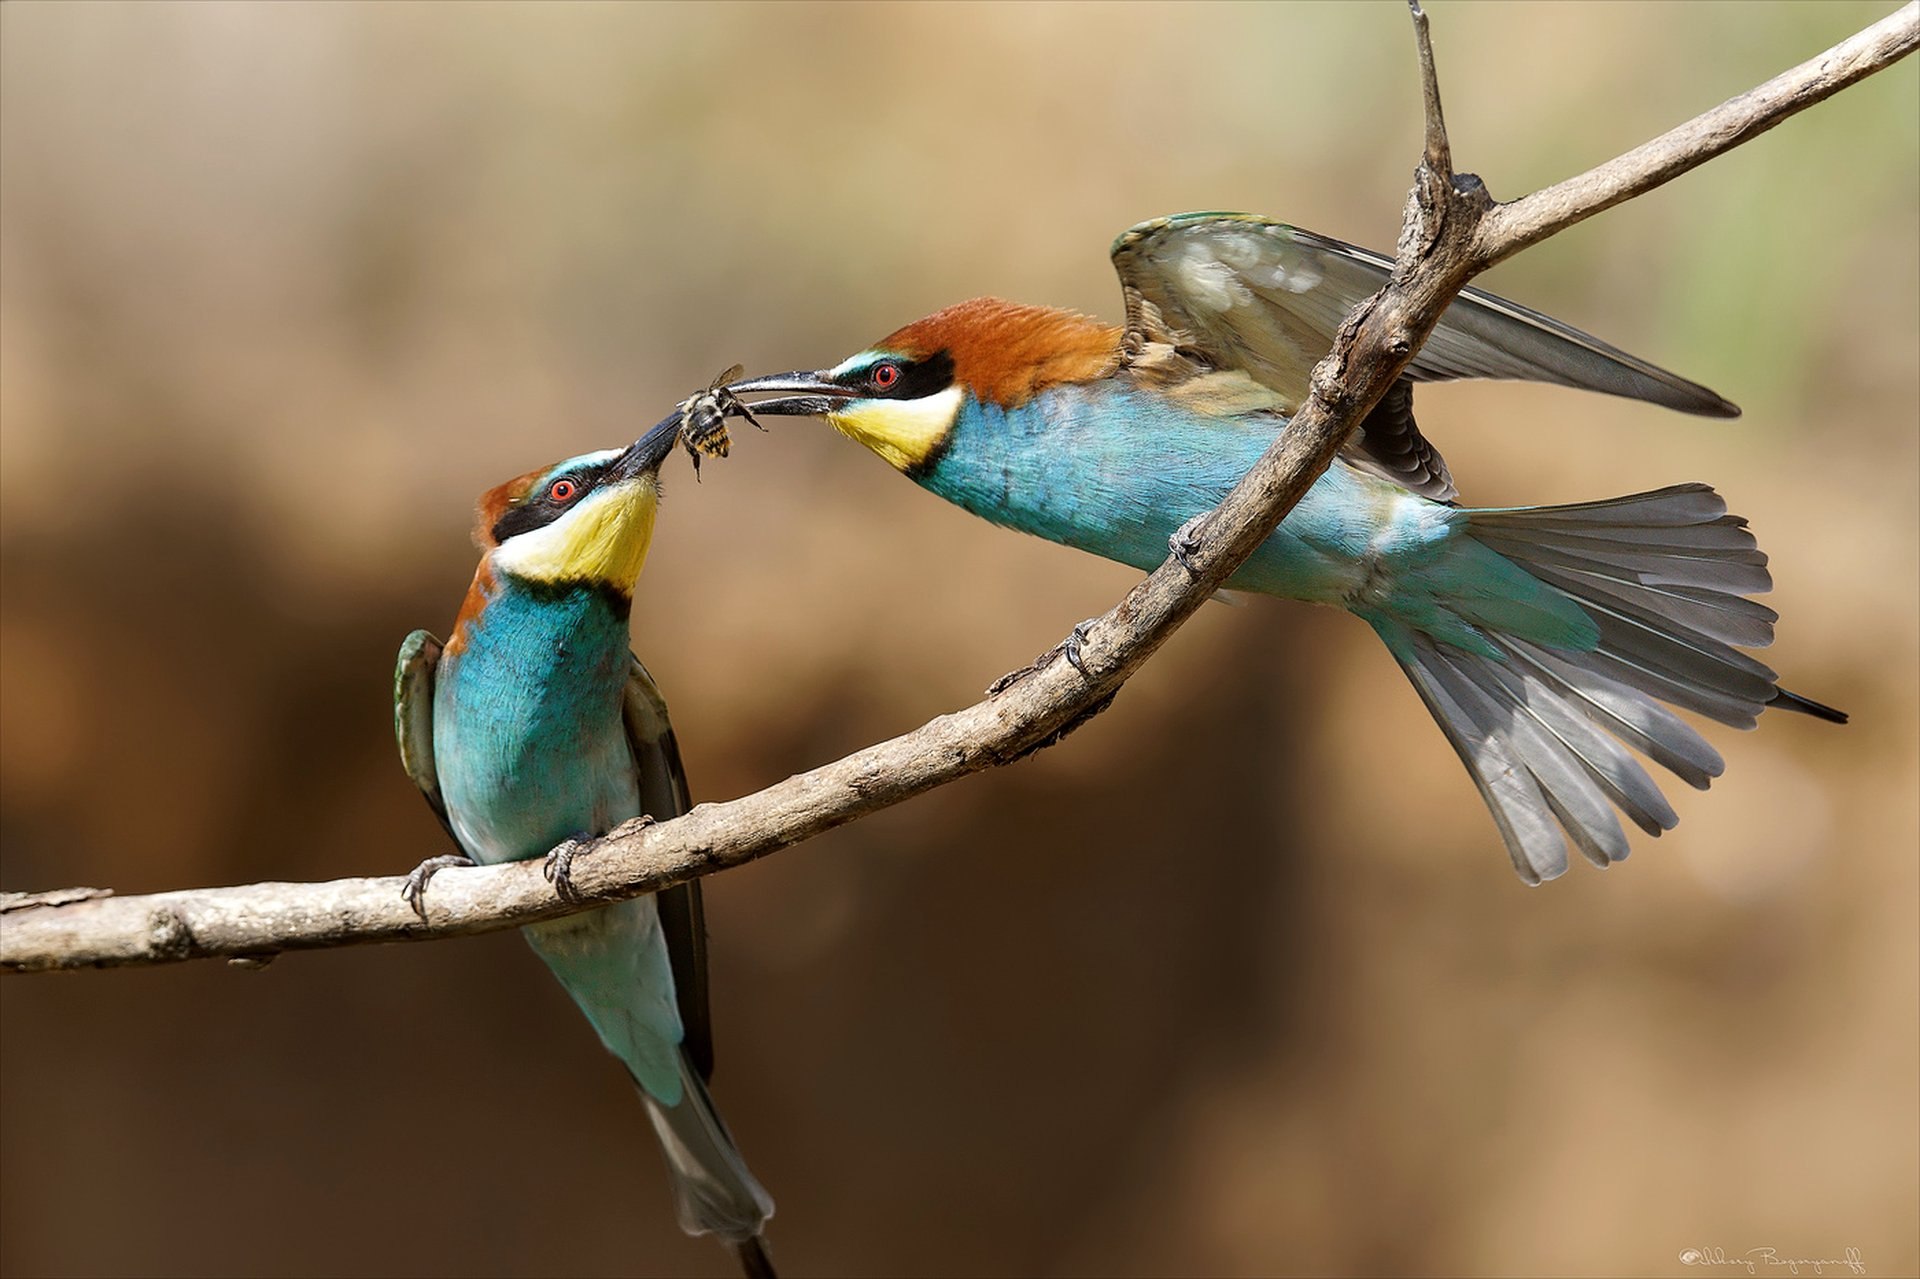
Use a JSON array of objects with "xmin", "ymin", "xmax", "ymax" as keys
[
  {"xmin": 1348, "ymin": 378, "xmax": 1455, "ymax": 503},
  {"xmin": 1110, "ymin": 213, "xmax": 1741, "ymax": 503},
  {"xmin": 393, "ymin": 630, "xmax": 458, "ymax": 841},
  {"xmin": 622, "ymin": 655, "xmax": 714, "ymax": 1084}
]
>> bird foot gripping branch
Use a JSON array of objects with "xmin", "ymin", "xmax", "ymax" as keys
[
  {"xmin": 539, "ymin": 835, "xmax": 591, "ymax": 905},
  {"xmin": 985, "ymin": 618, "xmax": 1100, "ymax": 696},
  {"xmin": 400, "ymin": 853, "xmax": 474, "ymax": 921},
  {"xmin": 539, "ymin": 817, "xmax": 655, "ymax": 905},
  {"xmin": 1169, "ymin": 514, "xmax": 1208, "ymax": 575}
]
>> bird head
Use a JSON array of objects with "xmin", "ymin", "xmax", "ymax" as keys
[
  {"xmin": 726, "ymin": 298, "xmax": 1120, "ymax": 473},
  {"xmin": 474, "ymin": 415, "xmax": 681, "ymax": 595}
]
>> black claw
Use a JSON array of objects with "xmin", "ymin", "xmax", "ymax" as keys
[
  {"xmin": 542, "ymin": 838, "xmax": 589, "ymax": 905},
  {"xmin": 1170, "ymin": 515, "xmax": 1206, "ymax": 575},
  {"xmin": 542, "ymin": 818, "xmax": 654, "ymax": 906},
  {"xmin": 1063, "ymin": 619, "xmax": 1095, "ymax": 676},
  {"xmin": 990, "ymin": 620, "xmax": 1098, "ymax": 692},
  {"xmin": 401, "ymin": 853, "xmax": 475, "ymax": 922}
]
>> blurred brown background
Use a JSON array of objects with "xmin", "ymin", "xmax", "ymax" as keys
[{"xmin": 2, "ymin": 3, "xmax": 1915, "ymax": 1276}]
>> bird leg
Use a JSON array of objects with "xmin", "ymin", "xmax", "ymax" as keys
[
  {"xmin": 400, "ymin": 853, "xmax": 475, "ymax": 921},
  {"xmin": 542, "ymin": 817, "xmax": 654, "ymax": 905},
  {"xmin": 1061, "ymin": 618, "xmax": 1096, "ymax": 675},
  {"xmin": 542, "ymin": 836, "xmax": 591, "ymax": 905},
  {"xmin": 1169, "ymin": 514, "xmax": 1207, "ymax": 575},
  {"xmin": 988, "ymin": 618, "xmax": 1100, "ymax": 693}
]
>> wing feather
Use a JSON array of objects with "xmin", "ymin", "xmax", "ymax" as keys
[
  {"xmin": 622, "ymin": 657, "xmax": 714, "ymax": 1084},
  {"xmin": 393, "ymin": 630, "xmax": 453, "ymax": 837},
  {"xmin": 1112, "ymin": 214, "xmax": 1740, "ymax": 504}
]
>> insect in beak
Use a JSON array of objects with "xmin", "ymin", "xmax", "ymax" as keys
[
  {"xmin": 719, "ymin": 370, "xmax": 856, "ymax": 419},
  {"xmin": 674, "ymin": 364, "xmax": 764, "ymax": 479}
]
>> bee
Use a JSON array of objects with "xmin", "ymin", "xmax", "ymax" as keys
[{"xmin": 677, "ymin": 364, "xmax": 762, "ymax": 478}]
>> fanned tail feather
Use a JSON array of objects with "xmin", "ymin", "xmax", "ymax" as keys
[
  {"xmin": 1378, "ymin": 484, "xmax": 1843, "ymax": 883},
  {"xmin": 642, "ymin": 1052, "xmax": 776, "ymax": 1258}
]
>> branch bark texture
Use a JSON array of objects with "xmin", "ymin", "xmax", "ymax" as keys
[{"xmin": 4, "ymin": 2, "xmax": 1914, "ymax": 974}]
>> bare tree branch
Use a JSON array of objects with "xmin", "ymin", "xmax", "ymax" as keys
[
  {"xmin": 1475, "ymin": 1, "xmax": 1920, "ymax": 267},
  {"xmin": 1412, "ymin": 1, "xmax": 1452, "ymax": 181},
  {"xmin": 3, "ymin": 2, "xmax": 1914, "ymax": 975}
]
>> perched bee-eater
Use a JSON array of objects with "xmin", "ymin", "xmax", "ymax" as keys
[
  {"xmin": 392, "ymin": 417, "xmax": 776, "ymax": 1276},
  {"xmin": 724, "ymin": 213, "xmax": 1844, "ymax": 884}
]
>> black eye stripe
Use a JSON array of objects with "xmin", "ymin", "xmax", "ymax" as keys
[
  {"xmin": 848, "ymin": 350, "xmax": 956, "ymax": 400},
  {"xmin": 490, "ymin": 461, "xmax": 611, "ymax": 543}
]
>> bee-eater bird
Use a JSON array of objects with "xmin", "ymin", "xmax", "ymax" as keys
[
  {"xmin": 392, "ymin": 417, "xmax": 776, "ymax": 1276},
  {"xmin": 724, "ymin": 213, "xmax": 1845, "ymax": 885}
]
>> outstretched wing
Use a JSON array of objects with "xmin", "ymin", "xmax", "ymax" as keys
[
  {"xmin": 1111, "ymin": 213, "xmax": 1740, "ymax": 502},
  {"xmin": 393, "ymin": 630, "xmax": 456, "ymax": 840},
  {"xmin": 621, "ymin": 656, "xmax": 715, "ymax": 1083}
]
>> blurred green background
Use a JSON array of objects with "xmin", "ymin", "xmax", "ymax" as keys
[{"xmin": 2, "ymin": 3, "xmax": 1914, "ymax": 1276}]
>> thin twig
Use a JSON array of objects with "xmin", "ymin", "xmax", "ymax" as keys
[
  {"xmin": 1412, "ymin": 0, "xmax": 1451, "ymax": 179},
  {"xmin": 1476, "ymin": 1, "xmax": 1919, "ymax": 267},
  {"xmin": 2, "ymin": 3, "xmax": 1914, "ymax": 974}
]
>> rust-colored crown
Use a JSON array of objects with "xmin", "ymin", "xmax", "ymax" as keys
[
  {"xmin": 443, "ymin": 464, "xmax": 543, "ymax": 655},
  {"xmin": 877, "ymin": 297, "xmax": 1121, "ymax": 407},
  {"xmin": 470, "ymin": 465, "xmax": 547, "ymax": 551}
]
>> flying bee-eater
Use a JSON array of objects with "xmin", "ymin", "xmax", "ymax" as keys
[
  {"xmin": 722, "ymin": 213, "xmax": 1845, "ymax": 885},
  {"xmin": 393, "ymin": 415, "xmax": 776, "ymax": 1276}
]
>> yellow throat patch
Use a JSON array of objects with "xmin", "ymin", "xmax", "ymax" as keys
[
  {"xmin": 828, "ymin": 384, "xmax": 963, "ymax": 472},
  {"xmin": 491, "ymin": 477, "xmax": 660, "ymax": 589}
]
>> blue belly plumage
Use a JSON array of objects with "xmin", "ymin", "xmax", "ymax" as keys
[
  {"xmin": 922, "ymin": 382, "xmax": 1597, "ymax": 656},
  {"xmin": 432, "ymin": 580, "xmax": 683, "ymax": 1103}
]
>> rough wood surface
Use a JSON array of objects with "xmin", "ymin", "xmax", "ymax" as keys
[{"xmin": 4, "ymin": 2, "xmax": 1913, "ymax": 975}]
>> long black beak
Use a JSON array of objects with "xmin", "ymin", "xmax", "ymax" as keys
[
  {"xmin": 721, "ymin": 370, "xmax": 855, "ymax": 417},
  {"xmin": 608, "ymin": 407, "xmax": 685, "ymax": 480}
]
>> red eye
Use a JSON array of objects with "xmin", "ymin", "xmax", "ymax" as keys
[
  {"xmin": 548, "ymin": 479, "xmax": 577, "ymax": 503},
  {"xmin": 870, "ymin": 361, "xmax": 902, "ymax": 391}
]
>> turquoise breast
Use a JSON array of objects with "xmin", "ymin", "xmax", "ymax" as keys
[
  {"xmin": 918, "ymin": 382, "xmax": 1445, "ymax": 604},
  {"xmin": 432, "ymin": 580, "xmax": 640, "ymax": 865}
]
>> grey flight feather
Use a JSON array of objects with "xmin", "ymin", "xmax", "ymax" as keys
[
  {"xmin": 1111, "ymin": 213, "xmax": 1741, "ymax": 506},
  {"xmin": 621, "ymin": 657, "xmax": 773, "ymax": 1252},
  {"xmin": 644, "ymin": 1059, "xmax": 777, "ymax": 1250},
  {"xmin": 1376, "ymin": 484, "xmax": 1839, "ymax": 883},
  {"xmin": 623, "ymin": 658, "xmax": 715, "ymax": 1084},
  {"xmin": 1110, "ymin": 213, "xmax": 1740, "ymax": 414}
]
